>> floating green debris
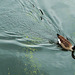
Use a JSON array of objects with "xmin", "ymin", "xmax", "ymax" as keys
[
  {"xmin": 26, "ymin": 36, "xmax": 28, "ymax": 38},
  {"xmin": 32, "ymin": 37, "xmax": 43, "ymax": 40}
]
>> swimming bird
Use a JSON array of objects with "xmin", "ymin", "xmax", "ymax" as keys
[{"xmin": 57, "ymin": 34, "xmax": 75, "ymax": 59}]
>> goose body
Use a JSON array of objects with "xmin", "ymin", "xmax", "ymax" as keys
[
  {"xmin": 57, "ymin": 34, "xmax": 75, "ymax": 59},
  {"xmin": 57, "ymin": 34, "xmax": 73, "ymax": 51}
]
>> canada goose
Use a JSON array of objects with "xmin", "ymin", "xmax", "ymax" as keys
[{"xmin": 57, "ymin": 34, "xmax": 75, "ymax": 59}]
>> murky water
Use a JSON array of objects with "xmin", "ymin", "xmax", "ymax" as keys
[{"xmin": 0, "ymin": 0, "xmax": 75, "ymax": 75}]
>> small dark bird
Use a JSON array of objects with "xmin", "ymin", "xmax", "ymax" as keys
[{"xmin": 57, "ymin": 34, "xmax": 75, "ymax": 59}]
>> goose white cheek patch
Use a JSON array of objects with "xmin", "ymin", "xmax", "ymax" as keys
[{"xmin": 58, "ymin": 39, "xmax": 61, "ymax": 44}]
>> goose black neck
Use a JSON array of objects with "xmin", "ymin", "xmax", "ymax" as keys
[{"xmin": 72, "ymin": 51, "xmax": 75, "ymax": 59}]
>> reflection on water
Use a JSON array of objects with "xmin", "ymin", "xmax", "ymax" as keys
[{"xmin": 0, "ymin": 0, "xmax": 75, "ymax": 75}]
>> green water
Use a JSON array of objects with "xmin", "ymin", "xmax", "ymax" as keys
[{"xmin": 0, "ymin": 0, "xmax": 75, "ymax": 75}]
